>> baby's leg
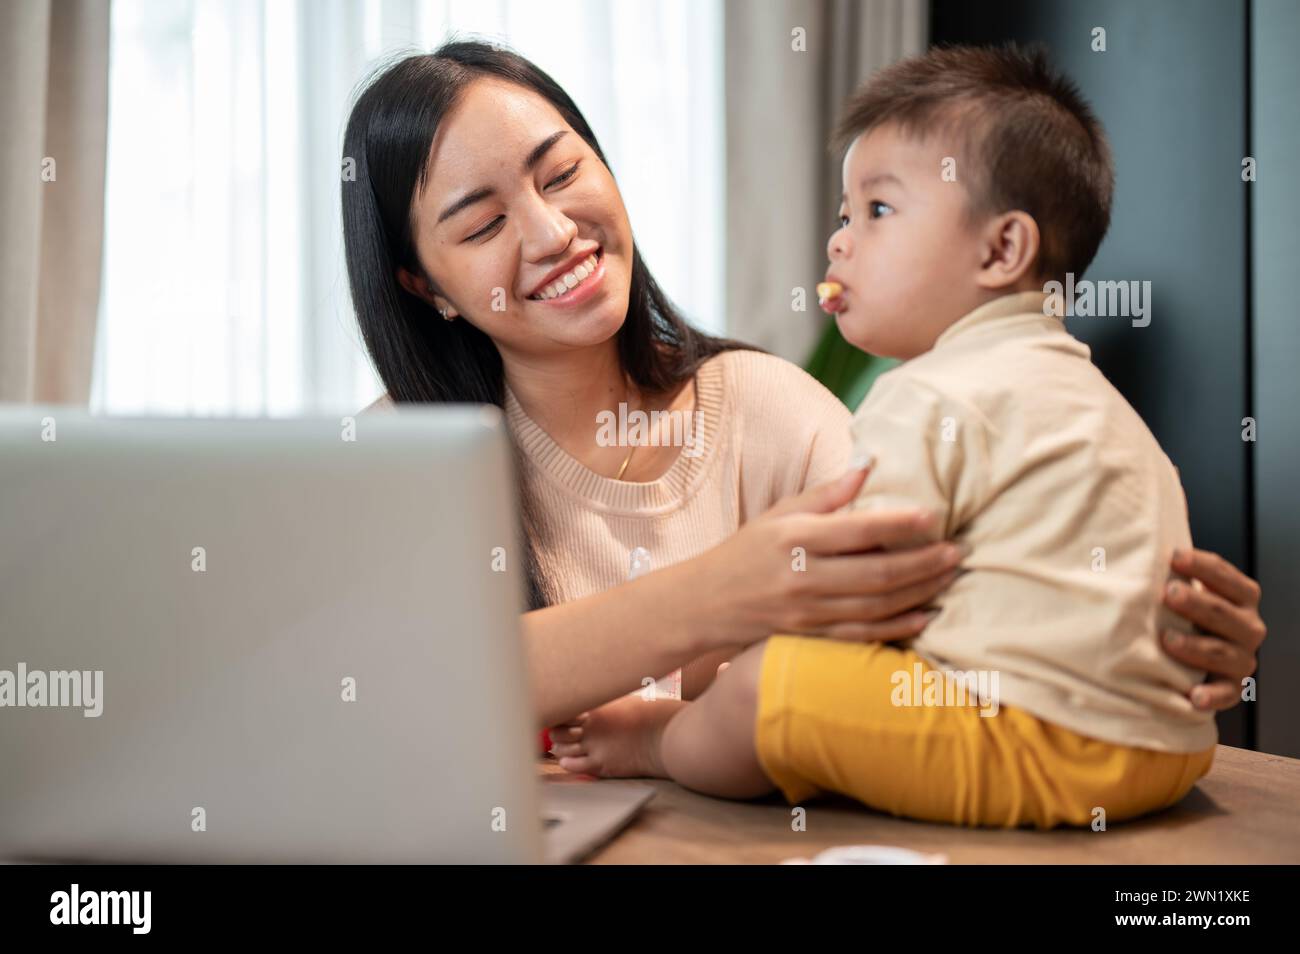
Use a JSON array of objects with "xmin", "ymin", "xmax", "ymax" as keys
[
  {"xmin": 552, "ymin": 643, "xmax": 774, "ymax": 798},
  {"xmin": 681, "ymin": 646, "xmax": 737, "ymax": 698},
  {"xmin": 657, "ymin": 641, "xmax": 776, "ymax": 799}
]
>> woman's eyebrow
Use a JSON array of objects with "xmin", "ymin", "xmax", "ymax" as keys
[
  {"xmin": 438, "ymin": 187, "xmax": 493, "ymax": 224},
  {"xmin": 436, "ymin": 131, "xmax": 570, "ymax": 225},
  {"xmin": 523, "ymin": 130, "xmax": 567, "ymax": 171}
]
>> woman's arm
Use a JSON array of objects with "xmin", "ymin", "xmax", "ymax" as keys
[
  {"xmin": 523, "ymin": 465, "xmax": 962, "ymax": 727},
  {"xmin": 1161, "ymin": 547, "xmax": 1266, "ymax": 711},
  {"xmin": 522, "ymin": 554, "xmax": 713, "ymax": 727}
]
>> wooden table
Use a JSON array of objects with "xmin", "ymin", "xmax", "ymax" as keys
[{"xmin": 540, "ymin": 745, "xmax": 1300, "ymax": 864}]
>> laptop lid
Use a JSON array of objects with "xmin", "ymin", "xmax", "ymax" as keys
[{"xmin": 0, "ymin": 405, "xmax": 542, "ymax": 863}]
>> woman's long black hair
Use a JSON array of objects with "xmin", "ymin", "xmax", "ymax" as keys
[{"xmin": 342, "ymin": 40, "xmax": 753, "ymax": 609}]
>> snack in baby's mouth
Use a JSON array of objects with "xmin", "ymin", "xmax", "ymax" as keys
[{"xmin": 817, "ymin": 281, "xmax": 845, "ymax": 314}]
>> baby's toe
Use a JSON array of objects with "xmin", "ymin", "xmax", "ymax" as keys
[{"xmin": 550, "ymin": 741, "xmax": 586, "ymax": 759}]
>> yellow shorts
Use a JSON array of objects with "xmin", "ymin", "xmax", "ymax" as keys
[{"xmin": 755, "ymin": 636, "xmax": 1215, "ymax": 829}]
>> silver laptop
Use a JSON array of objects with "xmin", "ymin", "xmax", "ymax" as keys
[{"xmin": 0, "ymin": 404, "xmax": 651, "ymax": 863}]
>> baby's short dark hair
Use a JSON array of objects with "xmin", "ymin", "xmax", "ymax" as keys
[{"xmin": 835, "ymin": 43, "xmax": 1114, "ymax": 281}]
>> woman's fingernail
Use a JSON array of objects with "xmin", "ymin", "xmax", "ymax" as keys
[
  {"xmin": 1166, "ymin": 581, "xmax": 1183, "ymax": 599},
  {"xmin": 1164, "ymin": 631, "xmax": 1183, "ymax": 647},
  {"xmin": 1191, "ymin": 687, "xmax": 1209, "ymax": 708}
]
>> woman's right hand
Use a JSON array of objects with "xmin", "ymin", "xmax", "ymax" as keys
[{"xmin": 693, "ymin": 465, "xmax": 964, "ymax": 649}]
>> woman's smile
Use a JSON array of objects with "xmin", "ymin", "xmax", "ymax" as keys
[{"xmin": 526, "ymin": 247, "xmax": 606, "ymax": 307}]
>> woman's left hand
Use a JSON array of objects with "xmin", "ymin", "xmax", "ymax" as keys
[{"xmin": 1162, "ymin": 547, "xmax": 1266, "ymax": 711}]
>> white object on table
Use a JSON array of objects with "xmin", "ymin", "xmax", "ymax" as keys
[{"xmin": 781, "ymin": 845, "xmax": 949, "ymax": 865}]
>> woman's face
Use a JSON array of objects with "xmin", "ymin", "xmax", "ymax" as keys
[{"xmin": 403, "ymin": 78, "xmax": 635, "ymax": 358}]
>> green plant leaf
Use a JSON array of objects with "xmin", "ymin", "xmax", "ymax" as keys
[{"xmin": 803, "ymin": 320, "xmax": 897, "ymax": 411}]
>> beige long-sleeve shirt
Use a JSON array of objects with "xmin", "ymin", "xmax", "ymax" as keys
[{"xmin": 849, "ymin": 291, "xmax": 1216, "ymax": 753}]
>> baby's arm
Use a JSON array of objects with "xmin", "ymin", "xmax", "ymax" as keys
[
  {"xmin": 847, "ymin": 373, "xmax": 992, "ymax": 546},
  {"xmin": 678, "ymin": 377, "xmax": 988, "ymax": 699}
]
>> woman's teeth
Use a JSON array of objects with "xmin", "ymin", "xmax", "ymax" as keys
[{"xmin": 532, "ymin": 253, "xmax": 600, "ymax": 301}]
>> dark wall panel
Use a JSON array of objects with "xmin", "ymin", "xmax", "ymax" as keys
[{"xmin": 1252, "ymin": 0, "xmax": 1300, "ymax": 759}]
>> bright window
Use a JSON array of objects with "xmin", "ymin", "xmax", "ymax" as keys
[{"xmin": 92, "ymin": 0, "xmax": 725, "ymax": 416}]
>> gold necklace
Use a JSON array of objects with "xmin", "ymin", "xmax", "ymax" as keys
[
  {"xmin": 614, "ymin": 382, "xmax": 642, "ymax": 481},
  {"xmin": 615, "ymin": 443, "xmax": 637, "ymax": 480}
]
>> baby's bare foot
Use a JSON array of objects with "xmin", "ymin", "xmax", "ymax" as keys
[{"xmin": 549, "ymin": 693, "xmax": 686, "ymax": 779}]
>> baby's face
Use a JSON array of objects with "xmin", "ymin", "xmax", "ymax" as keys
[{"xmin": 826, "ymin": 124, "xmax": 988, "ymax": 359}]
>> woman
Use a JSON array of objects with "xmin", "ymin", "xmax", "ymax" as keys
[{"xmin": 343, "ymin": 41, "xmax": 1265, "ymax": 737}]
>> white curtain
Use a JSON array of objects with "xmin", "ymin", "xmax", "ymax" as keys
[
  {"xmin": 91, "ymin": 0, "xmax": 724, "ymax": 417},
  {"xmin": 0, "ymin": 0, "xmax": 110, "ymax": 406}
]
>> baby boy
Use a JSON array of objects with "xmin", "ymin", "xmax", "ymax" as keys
[{"xmin": 552, "ymin": 44, "xmax": 1216, "ymax": 828}]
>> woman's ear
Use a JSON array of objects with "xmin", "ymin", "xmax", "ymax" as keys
[
  {"xmin": 396, "ymin": 267, "xmax": 459, "ymax": 319},
  {"xmin": 975, "ymin": 211, "xmax": 1042, "ymax": 291}
]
